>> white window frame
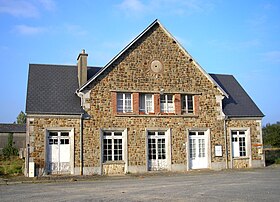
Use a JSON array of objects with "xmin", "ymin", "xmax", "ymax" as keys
[
  {"xmin": 231, "ymin": 130, "xmax": 248, "ymax": 158},
  {"xmin": 140, "ymin": 94, "xmax": 154, "ymax": 114},
  {"xmin": 160, "ymin": 94, "xmax": 174, "ymax": 113},
  {"xmin": 44, "ymin": 127, "xmax": 75, "ymax": 175},
  {"xmin": 145, "ymin": 128, "xmax": 172, "ymax": 171},
  {"xmin": 182, "ymin": 95, "xmax": 194, "ymax": 114},
  {"xmin": 100, "ymin": 128, "xmax": 128, "ymax": 174},
  {"xmin": 102, "ymin": 131, "xmax": 124, "ymax": 162},
  {"xmin": 117, "ymin": 93, "xmax": 132, "ymax": 113}
]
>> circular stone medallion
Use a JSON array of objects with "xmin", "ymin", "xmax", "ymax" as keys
[{"xmin": 150, "ymin": 60, "xmax": 163, "ymax": 73}]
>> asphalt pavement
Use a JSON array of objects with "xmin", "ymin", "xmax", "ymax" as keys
[{"xmin": 1, "ymin": 166, "xmax": 280, "ymax": 201}]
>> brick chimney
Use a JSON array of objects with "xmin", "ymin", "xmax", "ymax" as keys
[{"xmin": 77, "ymin": 49, "xmax": 88, "ymax": 87}]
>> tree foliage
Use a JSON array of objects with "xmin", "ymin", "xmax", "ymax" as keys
[
  {"xmin": 2, "ymin": 133, "xmax": 18, "ymax": 158},
  {"xmin": 263, "ymin": 122, "xmax": 280, "ymax": 148},
  {"xmin": 16, "ymin": 111, "xmax": 26, "ymax": 124}
]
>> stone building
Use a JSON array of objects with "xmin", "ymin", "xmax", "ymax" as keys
[
  {"xmin": 0, "ymin": 123, "xmax": 26, "ymax": 157},
  {"xmin": 25, "ymin": 20, "xmax": 264, "ymax": 176}
]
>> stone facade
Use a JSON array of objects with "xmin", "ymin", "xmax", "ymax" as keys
[
  {"xmin": 226, "ymin": 119, "xmax": 264, "ymax": 169},
  {"xmin": 26, "ymin": 22, "xmax": 264, "ymax": 176},
  {"xmin": 80, "ymin": 24, "xmax": 228, "ymax": 173},
  {"xmin": 26, "ymin": 116, "xmax": 80, "ymax": 176}
]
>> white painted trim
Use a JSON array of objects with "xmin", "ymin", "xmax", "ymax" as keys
[
  {"xmin": 145, "ymin": 128, "xmax": 172, "ymax": 171},
  {"xmin": 78, "ymin": 19, "xmax": 228, "ymax": 98},
  {"xmin": 186, "ymin": 128, "xmax": 210, "ymax": 170},
  {"xmin": 100, "ymin": 128, "xmax": 128, "ymax": 174},
  {"xmin": 44, "ymin": 127, "xmax": 75, "ymax": 175},
  {"xmin": 228, "ymin": 127, "xmax": 251, "ymax": 168}
]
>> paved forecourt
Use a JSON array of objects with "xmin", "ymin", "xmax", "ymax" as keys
[{"xmin": 0, "ymin": 166, "xmax": 280, "ymax": 201}]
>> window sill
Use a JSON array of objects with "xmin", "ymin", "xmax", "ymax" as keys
[
  {"xmin": 232, "ymin": 157, "xmax": 249, "ymax": 160},
  {"xmin": 102, "ymin": 161, "xmax": 125, "ymax": 165},
  {"xmin": 115, "ymin": 114, "xmax": 198, "ymax": 118}
]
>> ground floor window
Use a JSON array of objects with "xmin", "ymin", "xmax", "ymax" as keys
[
  {"xmin": 102, "ymin": 131, "xmax": 124, "ymax": 162},
  {"xmin": 231, "ymin": 130, "xmax": 247, "ymax": 158}
]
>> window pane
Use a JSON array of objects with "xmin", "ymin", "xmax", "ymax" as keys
[
  {"xmin": 190, "ymin": 139, "xmax": 196, "ymax": 158},
  {"xmin": 103, "ymin": 139, "xmax": 112, "ymax": 162},
  {"xmin": 239, "ymin": 131, "xmax": 245, "ymax": 135},
  {"xmin": 148, "ymin": 131, "xmax": 155, "ymax": 136},
  {"xmin": 182, "ymin": 95, "xmax": 187, "ymax": 113},
  {"xmin": 124, "ymin": 93, "xmax": 132, "ymax": 112},
  {"xmin": 198, "ymin": 132, "xmax": 204, "ymax": 136},
  {"xmin": 117, "ymin": 93, "xmax": 123, "ymax": 112},
  {"xmin": 104, "ymin": 132, "xmax": 112, "ymax": 137},
  {"xmin": 146, "ymin": 94, "xmax": 153, "ymax": 113},
  {"xmin": 148, "ymin": 139, "xmax": 156, "ymax": 160},
  {"xmin": 158, "ymin": 132, "xmax": 165, "ymax": 136},
  {"xmin": 114, "ymin": 139, "xmax": 123, "ymax": 161},
  {"xmin": 139, "ymin": 94, "xmax": 146, "ymax": 112},
  {"xmin": 61, "ymin": 132, "xmax": 69, "ymax": 136},
  {"xmin": 189, "ymin": 132, "xmax": 196, "ymax": 136},
  {"xmin": 232, "ymin": 131, "xmax": 237, "ymax": 135},
  {"xmin": 187, "ymin": 95, "xmax": 194, "ymax": 113},
  {"xmin": 49, "ymin": 132, "xmax": 58, "ymax": 136},
  {"xmin": 114, "ymin": 132, "xmax": 122, "ymax": 136}
]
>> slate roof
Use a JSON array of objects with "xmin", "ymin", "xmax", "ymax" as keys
[
  {"xmin": 26, "ymin": 64, "xmax": 101, "ymax": 115},
  {"xmin": 210, "ymin": 74, "xmax": 264, "ymax": 117},
  {"xmin": 0, "ymin": 124, "xmax": 26, "ymax": 133}
]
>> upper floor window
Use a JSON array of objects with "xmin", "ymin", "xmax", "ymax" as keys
[
  {"xmin": 182, "ymin": 95, "xmax": 194, "ymax": 114},
  {"xmin": 160, "ymin": 94, "xmax": 174, "ymax": 113},
  {"xmin": 117, "ymin": 93, "xmax": 132, "ymax": 113},
  {"xmin": 232, "ymin": 130, "xmax": 247, "ymax": 158},
  {"xmin": 140, "ymin": 94, "xmax": 154, "ymax": 114}
]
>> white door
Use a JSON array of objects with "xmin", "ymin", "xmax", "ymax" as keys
[
  {"xmin": 189, "ymin": 131, "xmax": 208, "ymax": 169},
  {"xmin": 47, "ymin": 131, "xmax": 70, "ymax": 174},
  {"xmin": 148, "ymin": 131, "xmax": 167, "ymax": 171}
]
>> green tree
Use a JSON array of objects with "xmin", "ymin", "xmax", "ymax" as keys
[
  {"xmin": 263, "ymin": 122, "xmax": 280, "ymax": 148},
  {"xmin": 2, "ymin": 133, "xmax": 18, "ymax": 158},
  {"xmin": 16, "ymin": 111, "xmax": 26, "ymax": 124}
]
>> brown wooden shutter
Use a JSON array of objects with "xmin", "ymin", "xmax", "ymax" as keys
[
  {"xmin": 133, "ymin": 93, "xmax": 139, "ymax": 115},
  {"xmin": 174, "ymin": 94, "xmax": 181, "ymax": 115},
  {"xmin": 111, "ymin": 92, "xmax": 117, "ymax": 115},
  {"xmin": 194, "ymin": 95, "xmax": 199, "ymax": 116}
]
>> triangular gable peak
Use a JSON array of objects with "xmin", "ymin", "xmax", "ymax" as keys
[{"xmin": 78, "ymin": 19, "xmax": 228, "ymax": 97}]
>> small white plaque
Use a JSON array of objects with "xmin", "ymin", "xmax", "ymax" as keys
[{"xmin": 215, "ymin": 145, "xmax": 223, "ymax": 157}]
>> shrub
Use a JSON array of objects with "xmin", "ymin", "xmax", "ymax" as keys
[
  {"xmin": 2, "ymin": 133, "xmax": 18, "ymax": 159},
  {"xmin": 0, "ymin": 156, "xmax": 24, "ymax": 176}
]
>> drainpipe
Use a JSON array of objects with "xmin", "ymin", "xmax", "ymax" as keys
[
  {"xmin": 80, "ymin": 114, "xmax": 83, "ymax": 175},
  {"xmin": 224, "ymin": 116, "xmax": 228, "ymax": 169},
  {"xmin": 26, "ymin": 143, "xmax": 30, "ymax": 176}
]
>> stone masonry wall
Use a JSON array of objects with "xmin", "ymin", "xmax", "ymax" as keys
[
  {"xmin": 27, "ymin": 117, "xmax": 80, "ymax": 174},
  {"xmin": 226, "ymin": 119, "xmax": 263, "ymax": 168},
  {"xmin": 82, "ymin": 24, "xmax": 226, "ymax": 172}
]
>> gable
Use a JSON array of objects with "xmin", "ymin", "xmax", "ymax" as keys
[{"xmin": 78, "ymin": 20, "xmax": 227, "ymax": 97}]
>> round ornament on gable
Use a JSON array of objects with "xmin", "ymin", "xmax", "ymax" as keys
[{"xmin": 150, "ymin": 60, "xmax": 163, "ymax": 73}]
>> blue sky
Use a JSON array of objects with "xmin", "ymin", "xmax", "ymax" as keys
[{"xmin": 0, "ymin": 0, "xmax": 279, "ymax": 125}]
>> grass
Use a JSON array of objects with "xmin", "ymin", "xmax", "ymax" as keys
[{"xmin": 0, "ymin": 156, "xmax": 24, "ymax": 176}]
